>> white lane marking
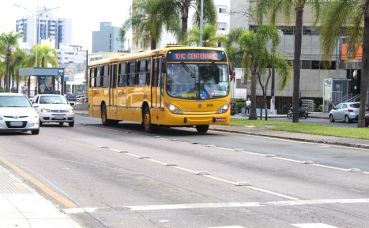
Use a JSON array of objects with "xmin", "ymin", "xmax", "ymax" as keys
[
  {"xmin": 125, "ymin": 202, "xmax": 261, "ymax": 211},
  {"xmin": 292, "ymin": 223, "xmax": 338, "ymax": 228},
  {"xmin": 247, "ymin": 186, "xmax": 300, "ymax": 200},
  {"xmin": 122, "ymin": 198, "xmax": 369, "ymax": 211},
  {"xmin": 207, "ymin": 226, "xmax": 245, "ymax": 228},
  {"xmin": 265, "ymin": 198, "xmax": 369, "ymax": 206},
  {"xmin": 62, "ymin": 207, "xmax": 98, "ymax": 214}
]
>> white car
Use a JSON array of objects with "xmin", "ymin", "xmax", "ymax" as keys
[
  {"xmin": 32, "ymin": 94, "xmax": 74, "ymax": 127},
  {"xmin": 0, "ymin": 93, "xmax": 40, "ymax": 134}
]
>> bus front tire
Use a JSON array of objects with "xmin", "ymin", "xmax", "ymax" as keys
[
  {"xmin": 143, "ymin": 107, "xmax": 157, "ymax": 133},
  {"xmin": 101, "ymin": 104, "xmax": 109, "ymax": 126},
  {"xmin": 196, "ymin": 125, "xmax": 209, "ymax": 133}
]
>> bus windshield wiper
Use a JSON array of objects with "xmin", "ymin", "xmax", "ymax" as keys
[{"xmin": 180, "ymin": 62, "xmax": 195, "ymax": 78}]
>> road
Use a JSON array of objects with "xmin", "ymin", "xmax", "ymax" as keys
[{"xmin": 0, "ymin": 115, "xmax": 368, "ymax": 228}]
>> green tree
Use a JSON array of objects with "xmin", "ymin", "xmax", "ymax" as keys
[
  {"xmin": 120, "ymin": 0, "xmax": 180, "ymax": 50},
  {"xmin": 12, "ymin": 48, "xmax": 29, "ymax": 92},
  {"xmin": 256, "ymin": 0, "xmax": 322, "ymax": 123},
  {"xmin": 182, "ymin": 24, "xmax": 226, "ymax": 47},
  {"xmin": 0, "ymin": 31, "xmax": 23, "ymax": 92},
  {"xmin": 27, "ymin": 44, "xmax": 58, "ymax": 68},
  {"xmin": 150, "ymin": 0, "xmax": 217, "ymax": 41},
  {"xmin": 320, "ymin": 0, "xmax": 369, "ymax": 128}
]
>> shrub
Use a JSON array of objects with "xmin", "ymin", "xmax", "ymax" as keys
[{"xmin": 315, "ymin": 104, "xmax": 323, "ymax": 112}]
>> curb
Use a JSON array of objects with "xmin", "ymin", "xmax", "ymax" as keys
[{"xmin": 209, "ymin": 127, "xmax": 369, "ymax": 149}]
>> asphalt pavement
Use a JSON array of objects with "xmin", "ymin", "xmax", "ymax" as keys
[{"xmin": 0, "ymin": 110, "xmax": 368, "ymax": 228}]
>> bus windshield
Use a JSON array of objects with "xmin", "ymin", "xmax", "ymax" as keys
[{"xmin": 166, "ymin": 63, "xmax": 229, "ymax": 100}]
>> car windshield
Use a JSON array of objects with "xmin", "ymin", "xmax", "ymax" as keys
[
  {"xmin": 40, "ymin": 96, "xmax": 67, "ymax": 104},
  {"xmin": 0, "ymin": 96, "xmax": 32, "ymax": 107},
  {"xmin": 166, "ymin": 63, "xmax": 229, "ymax": 100}
]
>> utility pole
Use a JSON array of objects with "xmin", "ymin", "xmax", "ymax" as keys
[{"xmin": 199, "ymin": 0, "xmax": 204, "ymax": 47}]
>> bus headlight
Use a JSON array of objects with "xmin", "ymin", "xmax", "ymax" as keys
[
  {"xmin": 216, "ymin": 103, "xmax": 229, "ymax": 114},
  {"xmin": 165, "ymin": 102, "xmax": 183, "ymax": 114}
]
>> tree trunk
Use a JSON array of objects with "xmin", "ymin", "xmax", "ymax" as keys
[
  {"xmin": 181, "ymin": 17, "xmax": 188, "ymax": 41},
  {"xmin": 249, "ymin": 70, "xmax": 258, "ymax": 120},
  {"xmin": 5, "ymin": 51, "xmax": 10, "ymax": 92},
  {"xmin": 358, "ymin": 13, "xmax": 369, "ymax": 127},
  {"xmin": 292, "ymin": 6, "xmax": 304, "ymax": 123},
  {"xmin": 151, "ymin": 39, "xmax": 157, "ymax": 50}
]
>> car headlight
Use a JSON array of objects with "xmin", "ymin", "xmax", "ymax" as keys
[
  {"xmin": 67, "ymin": 109, "xmax": 74, "ymax": 113},
  {"xmin": 30, "ymin": 115, "xmax": 39, "ymax": 120},
  {"xmin": 165, "ymin": 102, "xmax": 183, "ymax": 114},
  {"xmin": 216, "ymin": 103, "xmax": 230, "ymax": 114},
  {"xmin": 41, "ymin": 108, "xmax": 50, "ymax": 113}
]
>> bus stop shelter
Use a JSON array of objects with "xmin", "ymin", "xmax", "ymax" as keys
[{"xmin": 19, "ymin": 68, "xmax": 65, "ymax": 97}]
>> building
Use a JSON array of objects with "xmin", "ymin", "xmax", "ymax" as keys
[
  {"xmin": 92, "ymin": 22, "xmax": 126, "ymax": 53},
  {"xmin": 15, "ymin": 6, "xmax": 72, "ymax": 49}
]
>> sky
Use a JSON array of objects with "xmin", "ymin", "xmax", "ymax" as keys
[{"xmin": 0, "ymin": 0, "xmax": 132, "ymax": 52}]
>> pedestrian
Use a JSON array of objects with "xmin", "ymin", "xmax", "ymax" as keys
[{"xmin": 245, "ymin": 98, "xmax": 251, "ymax": 115}]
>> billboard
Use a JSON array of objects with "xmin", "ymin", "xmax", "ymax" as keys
[{"xmin": 38, "ymin": 76, "xmax": 54, "ymax": 94}]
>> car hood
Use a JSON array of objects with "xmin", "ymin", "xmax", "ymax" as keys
[
  {"xmin": 36, "ymin": 104, "xmax": 73, "ymax": 110},
  {"xmin": 0, "ymin": 107, "xmax": 39, "ymax": 116}
]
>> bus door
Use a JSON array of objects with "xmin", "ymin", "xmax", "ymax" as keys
[
  {"xmin": 151, "ymin": 57, "xmax": 163, "ymax": 109},
  {"xmin": 109, "ymin": 63, "xmax": 118, "ymax": 119}
]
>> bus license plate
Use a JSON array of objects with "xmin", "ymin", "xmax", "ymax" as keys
[{"xmin": 215, "ymin": 118, "xmax": 226, "ymax": 122}]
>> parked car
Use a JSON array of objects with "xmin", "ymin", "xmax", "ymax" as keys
[
  {"xmin": 0, "ymin": 93, "xmax": 40, "ymax": 134},
  {"xmin": 32, "ymin": 94, "xmax": 74, "ymax": 127},
  {"xmin": 329, "ymin": 102, "xmax": 362, "ymax": 123},
  {"xmin": 230, "ymin": 101, "xmax": 237, "ymax": 115},
  {"xmin": 65, "ymin": 93, "xmax": 76, "ymax": 102}
]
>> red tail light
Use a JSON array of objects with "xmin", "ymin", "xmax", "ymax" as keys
[{"xmin": 348, "ymin": 109, "xmax": 354, "ymax": 112}]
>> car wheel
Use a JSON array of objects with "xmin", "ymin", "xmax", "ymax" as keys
[
  {"xmin": 196, "ymin": 125, "xmax": 209, "ymax": 133},
  {"xmin": 69, "ymin": 121, "xmax": 74, "ymax": 127},
  {"xmin": 329, "ymin": 115, "xmax": 335, "ymax": 122},
  {"xmin": 143, "ymin": 106, "xmax": 157, "ymax": 133},
  {"xmin": 345, "ymin": 115, "xmax": 351, "ymax": 123},
  {"xmin": 31, "ymin": 129, "xmax": 39, "ymax": 135}
]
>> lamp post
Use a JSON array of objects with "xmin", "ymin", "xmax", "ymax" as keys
[
  {"xmin": 14, "ymin": 4, "xmax": 59, "ymax": 96},
  {"xmin": 199, "ymin": 0, "xmax": 204, "ymax": 47}
]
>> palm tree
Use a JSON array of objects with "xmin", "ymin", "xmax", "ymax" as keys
[
  {"xmin": 120, "ymin": 0, "xmax": 180, "ymax": 50},
  {"xmin": 182, "ymin": 24, "xmax": 226, "ymax": 47},
  {"xmin": 320, "ymin": 0, "xmax": 369, "ymax": 128},
  {"xmin": 12, "ymin": 48, "xmax": 29, "ymax": 92},
  {"xmin": 28, "ymin": 44, "xmax": 58, "ymax": 68},
  {"xmin": 256, "ymin": 0, "xmax": 322, "ymax": 123},
  {"xmin": 150, "ymin": 0, "xmax": 217, "ymax": 41},
  {"xmin": 0, "ymin": 31, "xmax": 23, "ymax": 92},
  {"xmin": 225, "ymin": 25, "xmax": 292, "ymax": 120}
]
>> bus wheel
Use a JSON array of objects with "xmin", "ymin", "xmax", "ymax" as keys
[
  {"xmin": 101, "ymin": 104, "xmax": 109, "ymax": 126},
  {"xmin": 143, "ymin": 107, "xmax": 157, "ymax": 133},
  {"xmin": 196, "ymin": 125, "xmax": 209, "ymax": 133}
]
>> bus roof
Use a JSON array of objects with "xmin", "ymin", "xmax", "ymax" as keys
[{"xmin": 89, "ymin": 46, "xmax": 227, "ymax": 66}]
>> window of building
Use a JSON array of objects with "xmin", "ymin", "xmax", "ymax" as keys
[
  {"xmin": 218, "ymin": 22, "xmax": 226, "ymax": 31},
  {"xmin": 219, "ymin": 6, "xmax": 226, "ymax": 14}
]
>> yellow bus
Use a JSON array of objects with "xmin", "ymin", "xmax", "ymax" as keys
[{"xmin": 88, "ymin": 46, "xmax": 232, "ymax": 133}]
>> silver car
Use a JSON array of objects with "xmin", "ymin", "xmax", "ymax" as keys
[
  {"xmin": 0, "ymin": 93, "xmax": 40, "ymax": 134},
  {"xmin": 329, "ymin": 102, "xmax": 361, "ymax": 123},
  {"xmin": 32, "ymin": 94, "xmax": 74, "ymax": 127}
]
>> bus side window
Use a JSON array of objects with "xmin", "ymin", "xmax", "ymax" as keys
[
  {"xmin": 89, "ymin": 67, "xmax": 95, "ymax": 88},
  {"xmin": 128, "ymin": 61, "xmax": 136, "ymax": 86},
  {"xmin": 146, "ymin": 59, "xmax": 151, "ymax": 86},
  {"xmin": 102, "ymin": 64, "xmax": 109, "ymax": 88},
  {"xmin": 96, "ymin": 66, "xmax": 101, "ymax": 87},
  {"xmin": 111, "ymin": 64, "xmax": 117, "ymax": 88},
  {"xmin": 118, "ymin": 62, "xmax": 127, "ymax": 87},
  {"xmin": 152, "ymin": 59, "xmax": 158, "ymax": 87},
  {"xmin": 138, "ymin": 60, "xmax": 146, "ymax": 86}
]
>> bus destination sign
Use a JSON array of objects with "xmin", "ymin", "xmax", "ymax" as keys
[{"xmin": 167, "ymin": 50, "xmax": 226, "ymax": 61}]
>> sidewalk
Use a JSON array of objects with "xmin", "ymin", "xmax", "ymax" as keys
[{"xmin": 0, "ymin": 165, "xmax": 80, "ymax": 228}]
